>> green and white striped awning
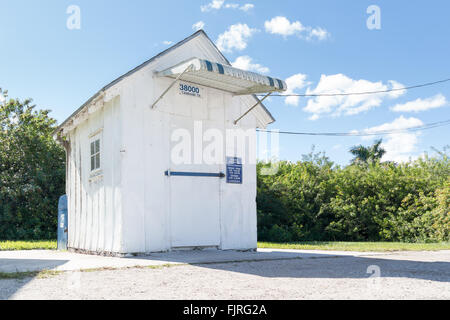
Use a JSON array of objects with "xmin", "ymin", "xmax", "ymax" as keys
[{"xmin": 156, "ymin": 57, "xmax": 286, "ymax": 95}]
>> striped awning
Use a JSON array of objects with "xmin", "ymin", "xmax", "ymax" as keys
[{"xmin": 156, "ymin": 57, "xmax": 286, "ymax": 95}]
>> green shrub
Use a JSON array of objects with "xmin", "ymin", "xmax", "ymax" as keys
[
  {"xmin": 257, "ymin": 151, "xmax": 449, "ymax": 242},
  {"xmin": 0, "ymin": 90, "xmax": 65, "ymax": 240}
]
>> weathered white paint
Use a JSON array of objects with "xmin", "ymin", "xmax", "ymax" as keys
[
  {"xmin": 57, "ymin": 31, "xmax": 273, "ymax": 254},
  {"xmin": 66, "ymin": 95, "xmax": 123, "ymax": 253}
]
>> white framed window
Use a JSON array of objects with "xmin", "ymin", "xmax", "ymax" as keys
[{"xmin": 90, "ymin": 138, "xmax": 101, "ymax": 172}]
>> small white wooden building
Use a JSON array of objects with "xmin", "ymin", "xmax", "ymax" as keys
[{"xmin": 54, "ymin": 30, "xmax": 286, "ymax": 255}]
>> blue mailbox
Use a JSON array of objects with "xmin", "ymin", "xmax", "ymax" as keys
[{"xmin": 57, "ymin": 195, "xmax": 68, "ymax": 250}]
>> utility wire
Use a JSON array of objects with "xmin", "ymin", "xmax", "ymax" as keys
[
  {"xmin": 257, "ymin": 119, "xmax": 450, "ymax": 137},
  {"xmin": 257, "ymin": 77, "xmax": 450, "ymax": 97}
]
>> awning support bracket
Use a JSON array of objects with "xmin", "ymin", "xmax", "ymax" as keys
[
  {"xmin": 151, "ymin": 64, "xmax": 194, "ymax": 109},
  {"xmin": 233, "ymin": 92, "xmax": 273, "ymax": 125}
]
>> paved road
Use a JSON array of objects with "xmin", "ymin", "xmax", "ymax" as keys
[{"xmin": 1, "ymin": 250, "xmax": 449, "ymax": 299}]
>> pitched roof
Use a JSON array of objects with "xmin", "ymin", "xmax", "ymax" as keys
[{"xmin": 54, "ymin": 30, "xmax": 275, "ymax": 136}]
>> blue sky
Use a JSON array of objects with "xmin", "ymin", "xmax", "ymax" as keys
[{"xmin": 1, "ymin": 0, "xmax": 449, "ymax": 165}]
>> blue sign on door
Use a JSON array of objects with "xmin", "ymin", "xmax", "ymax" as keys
[{"xmin": 226, "ymin": 157, "xmax": 242, "ymax": 184}]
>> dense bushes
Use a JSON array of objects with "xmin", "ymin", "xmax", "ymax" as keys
[
  {"xmin": 0, "ymin": 91, "xmax": 65, "ymax": 240},
  {"xmin": 257, "ymin": 151, "xmax": 449, "ymax": 242}
]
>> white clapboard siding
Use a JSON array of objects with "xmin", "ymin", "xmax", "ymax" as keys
[{"xmin": 60, "ymin": 31, "xmax": 269, "ymax": 254}]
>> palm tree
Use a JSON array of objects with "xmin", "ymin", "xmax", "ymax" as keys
[{"xmin": 350, "ymin": 139, "xmax": 386, "ymax": 164}]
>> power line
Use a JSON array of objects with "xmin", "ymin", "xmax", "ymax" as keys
[
  {"xmin": 258, "ymin": 77, "xmax": 450, "ymax": 97},
  {"xmin": 256, "ymin": 119, "xmax": 450, "ymax": 137}
]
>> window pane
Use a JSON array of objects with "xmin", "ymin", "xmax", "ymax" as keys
[
  {"xmin": 91, "ymin": 156, "xmax": 95, "ymax": 171},
  {"xmin": 90, "ymin": 142, "xmax": 95, "ymax": 156},
  {"xmin": 96, "ymin": 153, "xmax": 100, "ymax": 169},
  {"xmin": 95, "ymin": 140, "xmax": 100, "ymax": 153}
]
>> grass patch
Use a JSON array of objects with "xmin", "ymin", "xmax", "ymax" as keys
[
  {"xmin": 1, "ymin": 240, "xmax": 448, "ymax": 252},
  {"xmin": 0, "ymin": 271, "xmax": 39, "ymax": 280},
  {"xmin": 0, "ymin": 264, "xmax": 183, "ymax": 280},
  {"xmin": 0, "ymin": 240, "xmax": 57, "ymax": 251},
  {"xmin": 258, "ymin": 241, "xmax": 450, "ymax": 252},
  {"xmin": 0, "ymin": 270, "xmax": 62, "ymax": 280}
]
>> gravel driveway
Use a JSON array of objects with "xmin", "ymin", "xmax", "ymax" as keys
[{"xmin": 1, "ymin": 250, "xmax": 449, "ymax": 300}]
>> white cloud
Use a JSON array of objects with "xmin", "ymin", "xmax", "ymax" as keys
[
  {"xmin": 382, "ymin": 133, "xmax": 421, "ymax": 162},
  {"xmin": 264, "ymin": 16, "xmax": 329, "ymax": 41},
  {"xmin": 265, "ymin": 16, "xmax": 304, "ymax": 36},
  {"xmin": 357, "ymin": 116, "xmax": 424, "ymax": 162},
  {"xmin": 162, "ymin": 40, "xmax": 173, "ymax": 45},
  {"xmin": 216, "ymin": 23, "xmax": 258, "ymax": 52},
  {"xmin": 231, "ymin": 56, "xmax": 269, "ymax": 73},
  {"xmin": 307, "ymin": 27, "xmax": 329, "ymax": 41},
  {"xmin": 201, "ymin": 0, "xmax": 225, "ymax": 12},
  {"xmin": 284, "ymin": 74, "xmax": 309, "ymax": 107},
  {"xmin": 192, "ymin": 21, "xmax": 205, "ymax": 31},
  {"xmin": 201, "ymin": 1, "xmax": 254, "ymax": 12},
  {"xmin": 224, "ymin": 3, "xmax": 238, "ymax": 9},
  {"xmin": 390, "ymin": 94, "xmax": 448, "ymax": 113},
  {"xmin": 303, "ymin": 74, "xmax": 406, "ymax": 119},
  {"xmin": 361, "ymin": 116, "xmax": 423, "ymax": 135},
  {"xmin": 239, "ymin": 3, "xmax": 254, "ymax": 11},
  {"xmin": 0, "ymin": 94, "xmax": 5, "ymax": 104},
  {"xmin": 387, "ymin": 80, "xmax": 407, "ymax": 98}
]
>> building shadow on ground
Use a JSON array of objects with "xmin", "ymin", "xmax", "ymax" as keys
[
  {"xmin": 0, "ymin": 258, "xmax": 68, "ymax": 300},
  {"xmin": 135, "ymin": 250, "xmax": 450, "ymax": 283}
]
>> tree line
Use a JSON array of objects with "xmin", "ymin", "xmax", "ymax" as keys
[
  {"xmin": 257, "ymin": 146, "xmax": 449, "ymax": 242},
  {"xmin": 0, "ymin": 89, "xmax": 65, "ymax": 239}
]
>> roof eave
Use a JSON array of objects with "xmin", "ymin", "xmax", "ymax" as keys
[{"xmin": 54, "ymin": 29, "xmax": 275, "ymax": 137}]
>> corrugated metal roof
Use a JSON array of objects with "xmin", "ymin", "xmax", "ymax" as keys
[{"xmin": 157, "ymin": 57, "xmax": 286, "ymax": 95}]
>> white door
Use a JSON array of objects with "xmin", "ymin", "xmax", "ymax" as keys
[
  {"xmin": 170, "ymin": 175, "xmax": 221, "ymax": 247},
  {"xmin": 169, "ymin": 116, "xmax": 221, "ymax": 248}
]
